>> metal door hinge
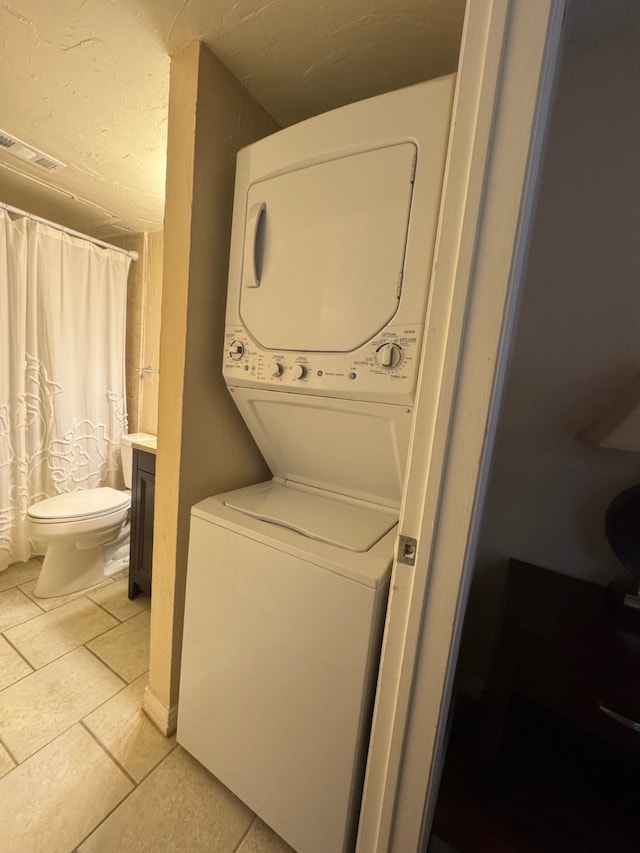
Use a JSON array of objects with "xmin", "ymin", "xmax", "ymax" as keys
[{"xmin": 398, "ymin": 535, "xmax": 417, "ymax": 566}]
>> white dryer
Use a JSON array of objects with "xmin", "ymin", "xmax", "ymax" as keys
[{"xmin": 178, "ymin": 74, "xmax": 455, "ymax": 853}]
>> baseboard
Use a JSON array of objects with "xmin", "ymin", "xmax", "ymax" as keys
[
  {"xmin": 142, "ymin": 685, "xmax": 178, "ymax": 736},
  {"xmin": 455, "ymin": 672, "xmax": 485, "ymax": 702}
]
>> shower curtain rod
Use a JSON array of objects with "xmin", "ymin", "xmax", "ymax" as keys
[{"xmin": 0, "ymin": 200, "xmax": 139, "ymax": 261}]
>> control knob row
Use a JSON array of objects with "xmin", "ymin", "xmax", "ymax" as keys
[
  {"xmin": 272, "ymin": 363, "xmax": 305, "ymax": 379},
  {"xmin": 230, "ymin": 348, "xmax": 306, "ymax": 379},
  {"xmin": 233, "ymin": 341, "xmax": 401, "ymax": 374}
]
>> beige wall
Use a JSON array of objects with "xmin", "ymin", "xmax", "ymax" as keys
[
  {"xmin": 112, "ymin": 230, "xmax": 164, "ymax": 435},
  {"xmin": 138, "ymin": 231, "xmax": 164, "ymax": 435},
  {"xmin": 148, "ymin": 41, "xmax": 278, "ymax": 724},
  {"xmin": 458, "ymin": 21, "xmax": 640, "ymax": 687},
  {"xmin": 111, "ymin": 231, "xmax": 145, "ymax": 431}
]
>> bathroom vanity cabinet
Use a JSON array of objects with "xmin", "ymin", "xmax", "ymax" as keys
[{"xmin": 128, "ymin": 448, "xmax": 156, "ymax": 599}]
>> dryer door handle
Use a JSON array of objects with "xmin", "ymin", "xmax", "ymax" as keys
[{"xmin": 243, "ymin": 202, "xmax": 266, "ymax": 288}]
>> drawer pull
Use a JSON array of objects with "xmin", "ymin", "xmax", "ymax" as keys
[{"xmin": 599, "ymin": 704, "xmax": 640, "ymax": 733}]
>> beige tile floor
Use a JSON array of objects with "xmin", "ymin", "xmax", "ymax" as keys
[{"xmin": 0, "ymin": 558, "xmax": 295, "ymax": 853}]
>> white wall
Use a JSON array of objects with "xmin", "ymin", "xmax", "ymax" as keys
[{"xmin": 459, "ymin": 20, "xmax": 640, "ymax": 683}]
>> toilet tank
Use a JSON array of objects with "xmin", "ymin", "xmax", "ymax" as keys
[{"xmin": 120, "ymin": 433, "xmax": 156, "ymax": 489}]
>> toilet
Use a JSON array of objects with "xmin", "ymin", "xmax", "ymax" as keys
[{"xmin": 27, "ymin": 433, "xmax": 154, "ymax": 598}]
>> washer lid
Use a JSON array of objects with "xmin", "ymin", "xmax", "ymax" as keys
[
  {"xmin": 239, "ymin": 143, "xmax": 416, "ymax": 352},
  {"xmin": 224, "ymin": 481, "xmax": 397, "ymax": 553},
  {"xmin": 28, "ymin": 487, "xmax": 130, "ymax": 521}
]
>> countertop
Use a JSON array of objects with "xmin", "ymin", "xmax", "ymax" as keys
[{"xmin": 132, "ymin": 437, "xmax": 157, "ymax": 455}]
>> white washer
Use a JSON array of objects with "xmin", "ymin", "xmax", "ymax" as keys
[
  {"xmin": 178, "ymin": 74, "xmax": 455, "ymax": 853},
  {"xmin": 179, "ymin": 483, "xmax": 394, "ymax": 853}
]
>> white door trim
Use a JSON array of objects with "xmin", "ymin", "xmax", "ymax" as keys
[{"xmin": 357, "ymin": 1, "xmax": 567, "ymax": 850}]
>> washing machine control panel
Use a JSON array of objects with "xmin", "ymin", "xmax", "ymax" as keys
[{"xmin": 223, "ymin": 324, "xmax": 423, "ymax": 404}]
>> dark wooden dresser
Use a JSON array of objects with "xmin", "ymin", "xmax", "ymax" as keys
[
  {"xmin": 128, "ymin": 448, "xmax": 156, "ymax": 599},
  {"xmin": 480, "ymin": 559, "xmax": 640, "ymax": 761}
]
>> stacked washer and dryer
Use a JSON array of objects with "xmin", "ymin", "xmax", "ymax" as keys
[{"xmin": 178, "ymin": 75, "xmax": 455, "ymax": 853}]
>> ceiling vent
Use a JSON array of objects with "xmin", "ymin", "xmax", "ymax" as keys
[{"xmin": 0, "ymin": 130, "xmax": 65, "ymax": 172}]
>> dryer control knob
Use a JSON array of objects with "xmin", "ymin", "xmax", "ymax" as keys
[
  {"xmin": 292, "ymin": 364, "xmax": 307, "ymax": 380},
  {"xmin": 271, "ymin": 363, "xmax": 284, "ymax": 378},
  {"xmin": 377, "ymin": 343, "xmax": 402, "ymax": 369},
  {"xmin": 228, "ymin": 340, "xmax": 245, "ymax": 361}
]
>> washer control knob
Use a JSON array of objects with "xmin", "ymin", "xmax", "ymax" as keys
[
  {"xmin": 292, "ymin": 364, "xmax": 307, "ymax": 380},
  {"xmin": 377, "ymin": 343, "xmax": 402, "ymax": 369},
  {"xmin": 271, "ymin": 362, "xmax": 284, "ymax": 378},
  {"xmin": 228, "ymin": 340, "xmax": 245, "ymax": 361}
]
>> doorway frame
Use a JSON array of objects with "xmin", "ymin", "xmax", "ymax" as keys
[{"xmin": 357, "ymin": 1, "xmax": 567, "ymax": 850}]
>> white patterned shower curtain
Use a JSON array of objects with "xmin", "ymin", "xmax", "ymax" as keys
[{"xmin": 0, "ymin": 209, "xmax": 131, "ymax": 571}]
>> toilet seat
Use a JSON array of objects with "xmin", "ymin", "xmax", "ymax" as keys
[{"xmin": 28, "ymin": 487, "xmax": 131, "ymax": 524}]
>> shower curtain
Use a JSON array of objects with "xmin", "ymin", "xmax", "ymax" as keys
[{"xmin": 0, "ymin": 209, "xmax": 131, "ymax": 572}]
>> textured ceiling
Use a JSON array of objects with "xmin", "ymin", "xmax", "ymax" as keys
[
  {"xmin": 0, "ymin": 0, "xmax": 637, "ymax": 239},
  {"xmin": 0, "ymin": 0, "xmax": 465, "ymax": 237},
  {"xmin": 0, "ymin": 0, "xmax": 169, "ymax": 236},
  {"xmin": 167, "ymin": 0, "xmax": 466, "ymax": 127}
]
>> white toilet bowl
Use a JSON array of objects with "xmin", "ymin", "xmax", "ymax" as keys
[
  {"xmin": 27, "ymin": 487, "xmax": 132, "ymax": 598},
  {"xmin": 26, "ymin": 432, "xmax": 155, "ymax": 599}
]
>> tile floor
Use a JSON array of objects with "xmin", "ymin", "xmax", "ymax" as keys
[{"xmin": 0, "ymin": 558, "xmax": 295, "ymax": 853}]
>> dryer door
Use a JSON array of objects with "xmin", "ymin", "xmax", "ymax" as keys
[{"xmin": 239, "ymin": 143, "xmax": 416, "ymax": 352}]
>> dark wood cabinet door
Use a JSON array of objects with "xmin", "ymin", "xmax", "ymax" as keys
[
  {"xmin": 128, "ymin": 450, "xmax": 156, "ymax": 599},
  {"xmin": 480, "ymin": 560, "xmax": 640, "ymax": 762}
]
